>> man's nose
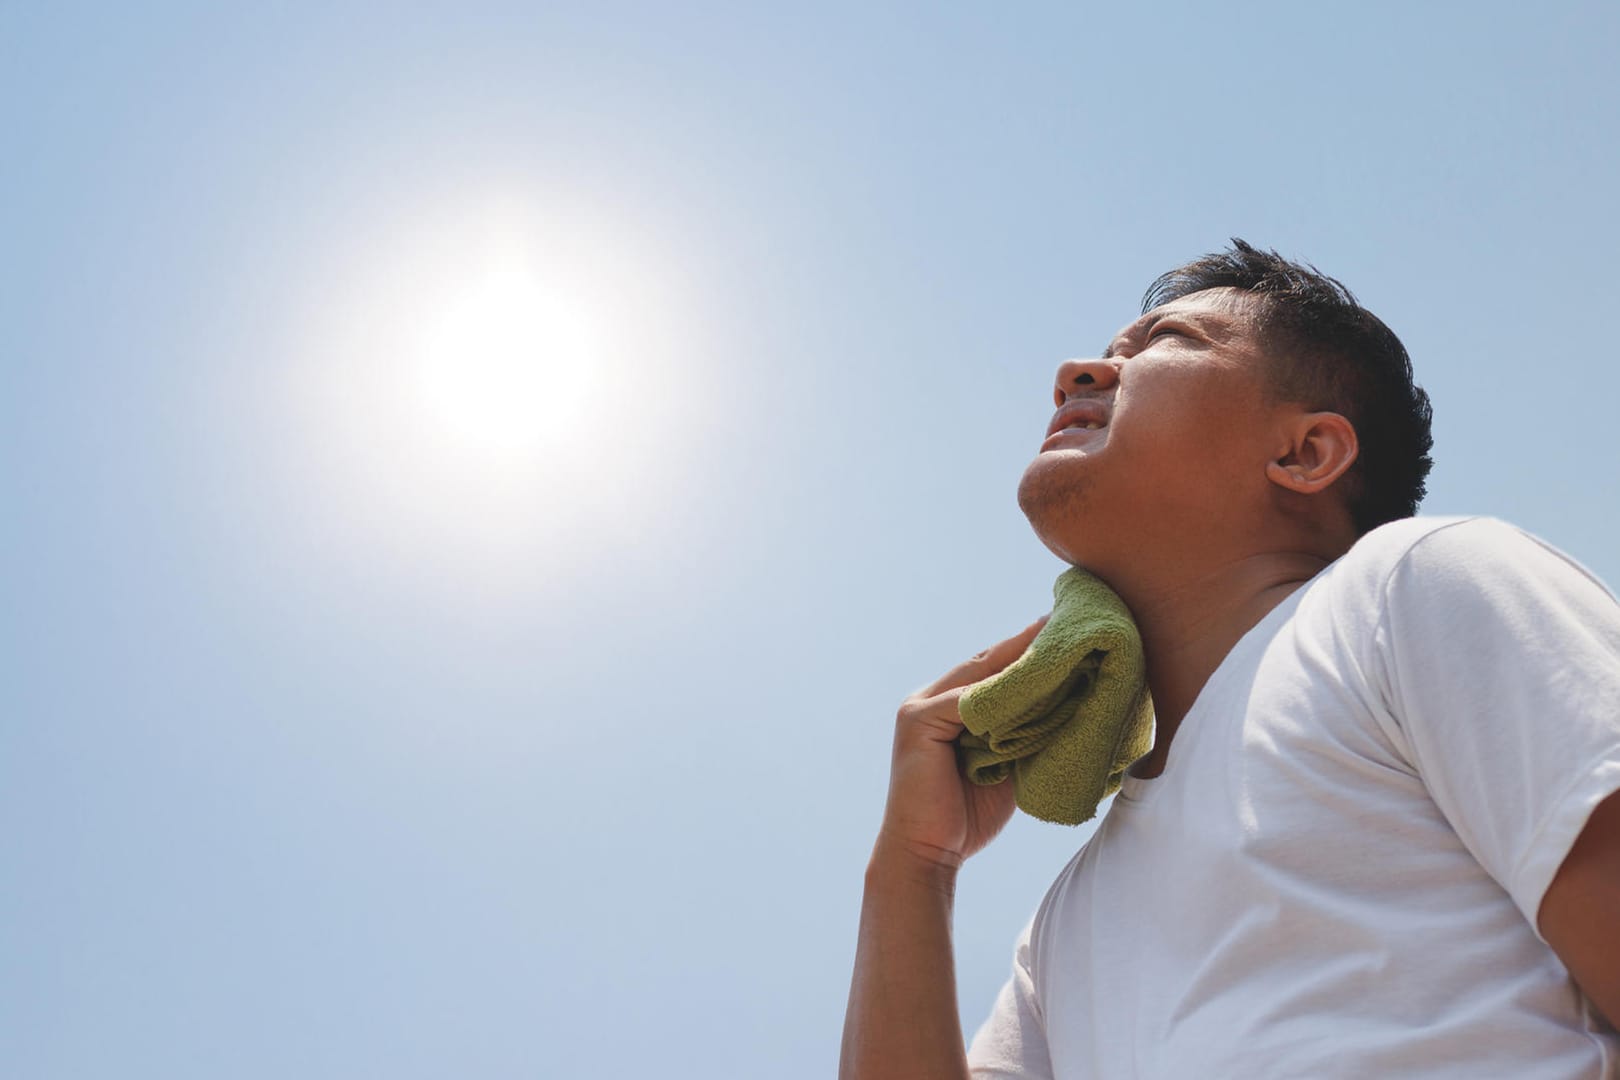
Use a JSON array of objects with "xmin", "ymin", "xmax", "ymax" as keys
[{"xmin": 1052, "ymin": 358, "xmax": 1119, "ymax": 405}]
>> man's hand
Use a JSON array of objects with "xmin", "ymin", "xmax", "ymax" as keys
[
  {"xmin": 840, "ymin": 617, "xmax": 1047, "ymax": 1080},
  {"xmin": 877, "ymin": 617, "xmax": 1047, "ymax": 871}
]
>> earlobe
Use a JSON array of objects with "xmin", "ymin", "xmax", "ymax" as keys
[
  {"xmin": 1265, "ymin": 460, "xmax": 1312, "ymax": 492},
  {"xmin": 1266, "ymin": 412, "xmax": 1359, "ymax": 495}
]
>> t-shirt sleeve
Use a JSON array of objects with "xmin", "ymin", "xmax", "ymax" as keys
[
  {"xmin": 965, "ymin": 917, "xmax": 1055, "ymax": 1080},
  {"xmin": 1373, "ymin": 517, "xmax": 1620, "ymax": 936}
]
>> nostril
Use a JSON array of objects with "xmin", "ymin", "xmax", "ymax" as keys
[{"xmin": 1075, "ymin": 372, "xmax": 1095, "ymax": 385}]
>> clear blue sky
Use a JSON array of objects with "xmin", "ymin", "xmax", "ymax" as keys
[{"xmin": 4, "ymin": 3, "xmax": 1618, "ymax": 1077}]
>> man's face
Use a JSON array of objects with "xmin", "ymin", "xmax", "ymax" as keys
[{"xmin": 1017, "ymin": 287, "xmax": 1292, "ymax": 567}]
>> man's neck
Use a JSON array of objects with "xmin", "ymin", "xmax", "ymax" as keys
[{"xmin": 1110, "ymin": 550, "xmax": 1337, "ymax": 779}]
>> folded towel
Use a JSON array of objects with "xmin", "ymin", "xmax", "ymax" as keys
[{"xmin": 957, "ymin": 567, "xmax": 1154, "ymax": 825}]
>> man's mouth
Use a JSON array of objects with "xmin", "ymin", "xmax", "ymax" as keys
[{"xmin": 1043, "ymin": 400, "xmax": 1112, "ymax": 447}]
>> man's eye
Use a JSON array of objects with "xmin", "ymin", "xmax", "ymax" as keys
[{"xmin": 1146, "ymin": 327, "xmax": 1181, "ymax": 343}]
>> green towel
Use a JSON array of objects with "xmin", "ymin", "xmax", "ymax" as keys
[{"xmin": 957, "ymin": 568, "xmax": 1154, "ymax": 826}]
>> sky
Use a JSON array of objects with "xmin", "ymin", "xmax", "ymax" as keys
[{"xmin": 3, "ymin": 2, "xmax": 1618, "ymax": 1077}]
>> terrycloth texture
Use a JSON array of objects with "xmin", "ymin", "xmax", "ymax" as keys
[{"xmin": 957, "ymin": 568, "xmax": 1154, "ymax": 825}]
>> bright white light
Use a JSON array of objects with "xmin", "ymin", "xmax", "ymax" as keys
[
  {"xmin": 275, "ymin": 191, "xmax": 717, "ymax": 600},
  {"xmin": 417, "ymin": 267, "xmax": 596, "ymax": 457}
]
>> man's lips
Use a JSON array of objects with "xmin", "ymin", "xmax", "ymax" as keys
[{"xmin": 1044, "ymin": 400, "xmax": 1112, "ymax": 441}]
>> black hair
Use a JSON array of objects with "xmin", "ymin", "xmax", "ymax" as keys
[{"xmin": 1142, "ymin": 238, "xmax": 1434, "ymax": 535}]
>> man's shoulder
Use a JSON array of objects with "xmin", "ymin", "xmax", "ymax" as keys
[
  {"xmin": 1331, "ymin": 514, "xmax": 1616, "ymax": 608},
  {"xmin": 1342, "ymin": 515, "xmax": 1543, "ymax": 578},
  {"xmin": 1344, "ymin": 514, "xmax": 1500, "ymax": 566}
]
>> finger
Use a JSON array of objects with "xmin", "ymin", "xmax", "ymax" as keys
[
  {"xmin": 915, "ymin": 615, "xmax": 1048, "ymax": 700},
  {"xmin": 895, "ymin": 684, "xmax": 970, "ymax": 745}
]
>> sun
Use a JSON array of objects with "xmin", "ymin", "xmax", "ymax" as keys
[
  {"xmin": 279, "ymin": 194, "xmax": 717, "ymax": 594},
  {"xmin": 416, "ymin": 266, "xmax": 597, "ymax": 457}
]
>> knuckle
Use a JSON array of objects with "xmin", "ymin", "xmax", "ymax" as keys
[{"xmin": 897, "ymin": 687, "xmax": 958, "ymax": 725}]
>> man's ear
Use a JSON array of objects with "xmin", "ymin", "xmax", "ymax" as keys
[{"xmin": 1266, "ymin": 411, "xmax": 1359, "ymax": 494}]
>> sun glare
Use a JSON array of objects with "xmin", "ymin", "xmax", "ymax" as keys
[
  {"xmin": 417, "ymin": 268, "xmax": 596, "ymax": 457},
  {"xmin": 280, "ymin": 192, "xmax": 715, "ymax": 596}
]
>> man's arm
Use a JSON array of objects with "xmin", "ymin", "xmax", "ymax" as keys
[
  {"xmin": 1371, "ymin": 520, "xmax": 1620, "ymax": 1029},
  {"xmin": 1539, "ymin": 788, "xmax": 1620, "ymax": 1028},
  {"xmin": 839, "ymin": 620, "xmax": 1042, "ymax": 1080}
]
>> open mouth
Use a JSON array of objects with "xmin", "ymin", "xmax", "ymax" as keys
[{"xmin": 1043, "ymin": 400, "xmax": 1112, "ymax": 448}]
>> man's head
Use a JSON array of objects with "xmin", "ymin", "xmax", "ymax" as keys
[
  {"xmin": 1017, "ymin": 240, "xmax": 1433, "ymax": 572},
  {"xmin": 1141, "ymin": 239, "xmax": 1433, "ymax": 536}
]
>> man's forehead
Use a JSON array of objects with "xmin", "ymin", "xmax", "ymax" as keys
[{"xmin": 1102, "ymin": 287, "xmax": 1259, "ymax": 357}]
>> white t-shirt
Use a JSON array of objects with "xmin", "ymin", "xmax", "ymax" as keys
[{"xmin": 967, "ymin": 517, "xmax": 1620, "ymax": 1079}]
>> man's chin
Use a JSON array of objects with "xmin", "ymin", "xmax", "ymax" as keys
[{"xmin": 1017, "ymin": 461, "xmax": 1090, "ymax": 564}]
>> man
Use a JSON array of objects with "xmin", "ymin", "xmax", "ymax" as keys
[{"xmin": 840, "ymin": 241, "xmax": 1620, "ymax": 1078}]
